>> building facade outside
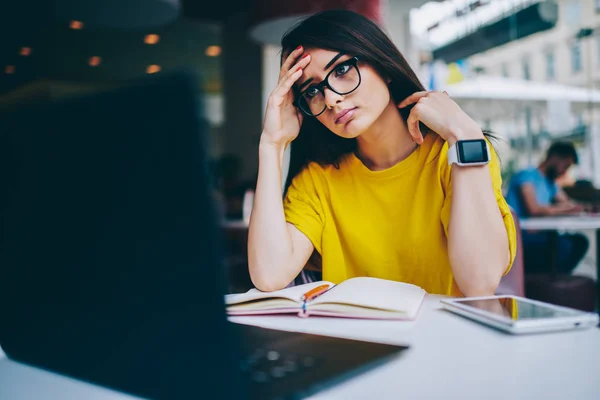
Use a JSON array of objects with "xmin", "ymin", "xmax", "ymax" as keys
[{"xmin": 422, "ymin": 0, "xmax": 600, "ymax": 185}]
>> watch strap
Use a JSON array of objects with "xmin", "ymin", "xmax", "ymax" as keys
[{"xmin": 447, "ymin": 143, "xmax": 459, "ymax": 166}]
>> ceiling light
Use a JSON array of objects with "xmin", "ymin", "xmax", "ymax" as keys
[
  {"xmin": 205, "ymin": 45, "xmax": 222, "ymax": 57},
  {"xmin": 146, "ymin": 65, "xmax": 161, "ymax": 74},
  {"xmin": 88, "ymin": 56, "xmax": 102, "ymax": 67},
  {"xmin": 4, "ymin": 65, "xmax": 15, "ymax": 74},
  {"xmin": 19, "ymin": 47, "xmax": 32, "ymax": 56},
  {"xmin": 70, "ymin": 20, "xmax": 84, "ymax": 30},
  {"xmin": 144, "ymin": 34, "xmax": 160, "ymax": 45}
]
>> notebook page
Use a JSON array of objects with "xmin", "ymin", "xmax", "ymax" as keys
[
  {"xmin": 310, "ymin": 277, "xmax": 425, "ymax": 314},
  {"xmin": 309, "ymin": 303, "xmax": 410, "ymax": 319},
  {"xmin": 227, "ymin": 298, "xmax": 299, "ymax": 312},
  {"xmin": 225, "ymin": 281, "xmax": 334, "ymax": 305}
]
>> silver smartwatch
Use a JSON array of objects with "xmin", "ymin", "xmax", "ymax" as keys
[{"xmin": 447, "ymin": 139, "xmax": 490, "ymax": 167}]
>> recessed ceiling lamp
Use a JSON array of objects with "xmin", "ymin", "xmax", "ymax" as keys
[
  {"xmin": 205, "ymin": 45, "xmax": 222, "ymax": 57},
  {"xmin": 89, "ymin": 56, "xmax": 102, "ymax": 67},
  {"xmin": 4, "ymin": 65, "xmax": 15, "ymax": 74},
  {"xmin": 20, "ymin": 47, "xmax": 32, "ymax": 56},
  {"xmin": 144, "ymin": 34, "xmax": 160, "ymax": 44},
  {"xmin": 70, "ymin": 20, "xmax": 84, "ymax": 30},
  {"xmin": 146, "ymin": 65, "xmax": 161, "ymax": 74}
]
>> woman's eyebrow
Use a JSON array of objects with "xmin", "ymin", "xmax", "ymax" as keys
[
  {"xmin": 324, "ymin": 52, "xmax": 344, "ymax": 70},
  {"xmin": 297, "ymin": 52, "xmax": 346, "ymax": 91},
  {"xmin": 298, "ymin": 78, "xmax": 313, "ymax": 91}
]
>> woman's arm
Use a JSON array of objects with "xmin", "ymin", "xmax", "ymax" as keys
[
  {"xmin": 248, "ymin": 47, "xmax": 315, "ymax": 292},
  {"xmin": 446, "ymin": 131, "xmax": 510, "ymax": 296},
  {"xmin": 398, "ymin": 91, "xmax": 512, "ymax": 296},
  {"xmin": 248, "ymin": 143, "xmax": 314, "ymax": 292}
]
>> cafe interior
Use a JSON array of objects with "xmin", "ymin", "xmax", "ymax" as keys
[{"xmin": 0, "ymin": 1, "xmax": 599, "ymax": 399}]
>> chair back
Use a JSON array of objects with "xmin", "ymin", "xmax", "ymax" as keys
[{"xmin": 496, "ymin": 207, "xmax": 525, "ymax": 296}]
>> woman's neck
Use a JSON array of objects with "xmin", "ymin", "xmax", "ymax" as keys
[{"xmin": 355, "ymin": 100, "xmax": 418, "ymax": 171}]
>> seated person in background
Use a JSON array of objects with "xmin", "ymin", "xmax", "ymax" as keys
[
  {"xmin": 506, "ymin": 141, "xmax": 589, "ymax": 274},
  {"xmin": 213, "ymin": 154, "xmax": 256, "ymax": 220}
]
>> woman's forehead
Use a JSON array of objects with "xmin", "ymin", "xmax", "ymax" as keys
[
  {"xmin": 303, "ymin": 48, "xmax": 343, "ymax": 63},
  {"xmin": 301, "ymin": 49, "xmax": 348, "ymax": 77},
  {"xmin": 296, "ymin": 50, "xmax": 342, "ymax": 86}
]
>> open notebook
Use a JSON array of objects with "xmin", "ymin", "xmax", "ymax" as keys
[{"xmin": 226, "ymin": 277, "xmax": 427, "ymax": 320}]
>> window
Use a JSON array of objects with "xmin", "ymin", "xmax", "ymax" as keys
[
  {"xmin": 524, "ymin": 106, "xmax": 532, "ymax": 148},
  {"xmin": 596, "ymin": 0, "xmax": 600, "ymax": 13},
  {"xmin": 545, "ymin": 51, "xmax": 555, "ymax": 80},
  {"xmin": 522, "ymin": 58, "xmax": 531, "ymax": 80},
  {"xmin": 501, "ymin": 63, "xmax": 509, "ymax": 78},
  {"xmin": 571, "ymin": 42, "xmax": 582, "ymax": 73},
  {"xmin": 565, "ymin": 1, "xmax": 581, "ymax": 26},
  {"xmin": 472, "ymin": 65, "xmax": 486, "ymax": 75}
]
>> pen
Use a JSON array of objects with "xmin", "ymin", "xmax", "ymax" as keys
[{"xmin": 301, "ymin": 284, "xmax": 331, "ymax": 302}]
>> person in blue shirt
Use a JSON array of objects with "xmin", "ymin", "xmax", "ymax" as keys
[{"xmin": 506, "ymin": 141, "xmax": 588, "ymax": 274}]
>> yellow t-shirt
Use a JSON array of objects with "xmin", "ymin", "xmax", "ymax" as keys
[{"xmin": 283, "ymin": 133, "xmax": 517, "ymax": 296}]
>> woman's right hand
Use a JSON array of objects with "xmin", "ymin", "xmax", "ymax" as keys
[{"xmin": 261, "ymin": 46, "xmax": 311, "ymax": 149}]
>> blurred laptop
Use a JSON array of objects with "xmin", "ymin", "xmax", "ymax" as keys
[{"xmin": 0, "ymin": 71, "xmax": 407, "ymax": 400}]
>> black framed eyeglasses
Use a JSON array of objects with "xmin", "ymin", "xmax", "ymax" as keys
[{"xmin": 294, "ymin": 56, "xmax": 361, "ymax": 117}]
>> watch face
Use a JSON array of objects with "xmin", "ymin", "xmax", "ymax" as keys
[{"xmin": 458, "ymin": 140, "xmax": 489, "ymax": 163}]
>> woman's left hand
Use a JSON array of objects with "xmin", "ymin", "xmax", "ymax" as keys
[{"xmin": 397, "ymin": 91, "xmax": 483, "ymax": 146}]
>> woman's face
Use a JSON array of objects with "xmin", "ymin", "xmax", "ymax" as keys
[{"xmin": 296, "ymin": 48, "xmax": 392, "ymax": 139}]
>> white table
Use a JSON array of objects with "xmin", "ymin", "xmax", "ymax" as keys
[
  {"xmin": 222, "ymin": 219, "xmax": 249, "ymax": 229},
  {"xmin": 519, "ymin": 215, "xmax": 600, "ymax": 313},
  {"xmin": 1, "ymin": 296, "xmax": 599, "ymax": 399},
  {"xmin": 519, "ymin": 215, "xmax": 600, "ymax": 232}
]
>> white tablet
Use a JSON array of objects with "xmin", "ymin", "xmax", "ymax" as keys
[{"xmin": 440, "ymin": 295, "xmax": 599, "ymax": 334}]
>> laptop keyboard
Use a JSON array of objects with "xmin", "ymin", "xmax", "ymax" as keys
[
  {"xmin": 240, "ymin": 347, "xmax": 320, "ymax": 385},
  {"xmin": 234, "ymin": 323, "xmax": 407, "ymax": 400}
]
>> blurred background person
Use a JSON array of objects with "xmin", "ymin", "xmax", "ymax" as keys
[
  {"xmin": 213, "ymin": 154, "xmax": 256, "ymax": 221},
  {"xmin": 506, "ymin": 141, "xmax": 589, "ymax": 274}
]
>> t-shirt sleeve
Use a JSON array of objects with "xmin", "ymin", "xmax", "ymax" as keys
[
  {"xmin": 283, "ymin": 165, "xmax": 325, "ymax": 254},
  {"xmin": 440, "ymin": 140, "xmax": 517, "ymax": 276},
  {"xmin": 514, "ymin": 169, "xmax": 538, "ymax": 187}
]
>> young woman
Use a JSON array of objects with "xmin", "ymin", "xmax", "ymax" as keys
[{"xmin": 248, "ymin": 10, "xmax": 516, "ymax": 297}]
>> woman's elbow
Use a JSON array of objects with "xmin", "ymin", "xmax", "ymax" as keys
[
  {"xmin": 248, "ymin": 262, "xmax": 288, "ymax": 292},
  {"xmin": 251, "ymin": 277, "xmax": 287, "ymax": 293},
  {"xmin": 461, "ymin": 234, "xmax": 512, "ymax": 296},
  {"xmin": 458, "ymin": 263, "xmax": 505, "ymax": 297},
  {"xmin": 460, "ymin": 279, "xmax": 500, "ymax": 297}
]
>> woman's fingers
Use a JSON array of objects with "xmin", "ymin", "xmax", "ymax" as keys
[
  {"xmin": 279, "ymin": 46, "xmax": 305, "ymax": 80},
  {"xmin": 397, "ymin": 91, "xmax": 431, "ymax": 108},
  {"xmin": 279, "ymin": 53, "xmax": 310, "ymax": 85},
  {"xmin": 271, "ymin": 54, "xmax": 311, "ymax": 105},
  {"xmin": 270, "ymin": 67, "xmax": 304, "ymax": 106},
  {"xmin": 406, "ymin": 106, "xmax": 424, "ymax": 144},
  {"xmin": 280, "ymin": 67, "xmax": 304, "ymax": 94}
]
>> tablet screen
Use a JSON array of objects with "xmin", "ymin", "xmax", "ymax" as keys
[{"xmin": 458, "ymin": 297, "xmax": 581, "ymax": 321}]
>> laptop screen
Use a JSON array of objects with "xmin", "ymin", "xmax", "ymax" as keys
[{"xmin": 0, "ymin": 72, "xmax": 245, "ymax": 399}]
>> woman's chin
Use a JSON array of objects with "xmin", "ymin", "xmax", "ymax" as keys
[{"xmin": 334, "ymin": 119, "xmax": 367, "ymax": 139}]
